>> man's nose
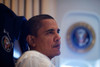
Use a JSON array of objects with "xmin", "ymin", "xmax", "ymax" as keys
[{"xmin": 54, "ymin": 33, "xmax": 61, "ymax": 42}]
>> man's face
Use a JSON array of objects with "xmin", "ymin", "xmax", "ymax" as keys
[{"xmin": 34, "ymin": 19, "xmax": 61, "ymax": 59}]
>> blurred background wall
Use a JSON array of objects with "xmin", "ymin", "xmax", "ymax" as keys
[{"xmin": 56, "ymin": 0, "xmax": 100, "ymax": 27}]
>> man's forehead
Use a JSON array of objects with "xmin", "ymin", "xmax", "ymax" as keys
[
  {"xmin": 39, "ymin": 19, "xmax": 59, "ymax": 30},
  {"xmin": 41, "ymin": 19, "xmax": 56, "ymax": 23},
  {"xmin": 41, "ymin": 20, "xmax": 57, "ymax": 26}
]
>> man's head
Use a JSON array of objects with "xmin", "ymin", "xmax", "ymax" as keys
[{"xmin": 26, "ymin": 14, "xmax": 61, "ymax": 59}]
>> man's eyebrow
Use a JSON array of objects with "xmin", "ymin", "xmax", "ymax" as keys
[
  {"xmin": 45, "ymin": 28, "xmax": 60, "ymax": 33},
  {"xmin": 46, "ymin": 29, "xmax": 55, "ymax": 32}
]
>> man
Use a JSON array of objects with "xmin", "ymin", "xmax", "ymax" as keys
[{"xmin": 16, "ymin": 14, "xmax": 61, "ymax": 67}]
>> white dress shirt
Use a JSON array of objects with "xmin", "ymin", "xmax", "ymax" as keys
[{"xmin": 15, "ymin": 50, "xmax": 55, "ymax": 67}]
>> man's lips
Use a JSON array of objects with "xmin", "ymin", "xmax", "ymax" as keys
[{"xmin": 53, "ymin": 44, "xmax": 60, "ymax": 49}]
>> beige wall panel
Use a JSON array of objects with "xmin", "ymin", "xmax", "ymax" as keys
[
  {"xmin": 25, "ymin": 0, "xmax": 32, "ymax": 20},
  {"xmin": 11, "ymin": 0, "xmax": 18, "ymax": 15},
  {"xmin": 18, "ymin": 0, "xmax": 24, "ymax": 16},
  {"xmin": 33, "ymin": 0, "xmax": 39, "ymax": 16},
  {"xmin": 41, "ymin": 0, "xmax": 56, "ymax": 18},
  {"xmin": 0, "ymin": 0, "xmax": 3, "ymax": 3},
  {"xmin": 4, "ymin": 0, "xmax": 10, "ymax": 8}
]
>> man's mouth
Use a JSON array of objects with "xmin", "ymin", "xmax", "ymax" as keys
[{"xmin": 53, "ymin": 44, "xmax": 60, "ymax": 49}]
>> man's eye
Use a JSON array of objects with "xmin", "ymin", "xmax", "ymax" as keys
[
  {"xmin": 48, "ymin": 31, "xmax": 54, "ymax": 34},
  {"xmin": 57, "ymin": 31, "xmax": 59, "ymax": 34},
  {"xmin": 57, "ymin": 30, "xmax": 60, "ymax": 34},
  {"xmin": 57, "ymin": 29, "xmax": 60, "ymax": 34}
]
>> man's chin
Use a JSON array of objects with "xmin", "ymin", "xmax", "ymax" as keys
[{"xmin": 56, "ymin": 51, "xmax": 61, "ymax": 56}]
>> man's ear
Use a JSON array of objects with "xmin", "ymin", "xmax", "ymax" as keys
[{"xmin": 26, "ymin": 35, "xmax": 36, "ymax": 47}]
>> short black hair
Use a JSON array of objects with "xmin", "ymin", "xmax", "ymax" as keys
[{"xmin": 25, "ymin": 14, "xmax": 54, "ymax": 37}]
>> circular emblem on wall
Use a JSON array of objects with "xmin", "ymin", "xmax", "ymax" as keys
[
  {"xmin": 1, "ymin": 35, "xmax": 13, "ymax": 52},
  {"xmin": 67, "ymin": 22, "xmax": 95, "ymax": 53}
]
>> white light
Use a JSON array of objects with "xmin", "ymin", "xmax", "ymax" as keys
[
  {"xmin": 13, "ymin": 49, "xmax": 21, "ymax": 58},
  {"xmin": 60, "ymin": 60, "xmax": 93, "ymax": 67},
  {"xmin": 13, "ymin": 40, "xmax": 22, "ymax": 59},
  {"xmin": 61, "ymin": 65, "xmax": 79, "ymax": 67},
  {"xmin": 95, "ymin": 59, "xmax": 100, "ymax": 67}
]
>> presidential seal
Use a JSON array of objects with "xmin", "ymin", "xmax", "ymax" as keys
[
  {"xmin": 1, "ymin": 29, "xmax": 13, "ymax": 52},
  {"xmin": 67, "ymin": 22, "xmax": 95, "ymax": 53}
]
